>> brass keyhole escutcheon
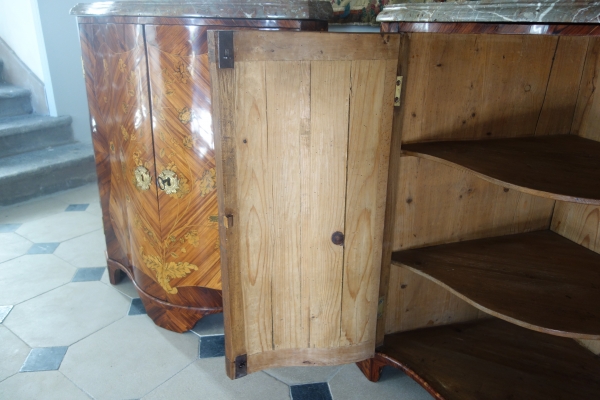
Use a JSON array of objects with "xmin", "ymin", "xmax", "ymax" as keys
[
  {"xmin": 331, "ymin": 231, "xmax": 345, "ymax": 246},
  {"xmin": 134, "ymin": 166, "xmax": 151, "ymax": 191},
  {"xmin": 157, "ymin": 169, "xmax": 180, "ymax": 194}
]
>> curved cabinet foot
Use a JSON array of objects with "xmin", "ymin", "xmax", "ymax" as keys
[
  {"xmin": 356, "ymin": 357, "xmax": 386, "ymax": 382},
  {"xmin": 107, "ymin": 259, "xmax": 223, "ymax": 332}
]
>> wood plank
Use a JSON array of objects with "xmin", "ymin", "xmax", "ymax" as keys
[
  {"xmin": 266, "ymin": 61, "xmax": 309, "ymax": 350},
  {"xmin": 535, "ymin": 36, "xmax": 589, "ymax": 136},
  {"xmin": 402, "ymin": 135, "xmax": 600, "ymax": 205},
  {"xmin": 392, "ymin": 230, "xmax": 600, "ymax": 339},
  {"xmin": 208, "ymin": 31, "xmax": 246, "ymax": 377},
  {"xmin": 377, "ymin": 319, "xmax": 600, "ymax": 400},
  {"xmin": 234, "ymin": 61, "xmax": 273, "ymax": 356},
  {"xmin": 401, "ymin": 34, "xmax": 557, "ymax": 143},
  {"xmin": 340, "ymin": 58, "xmax": 393, "ymax": 346},
  {"xmin": 572, "ymin": 37, "xmax": 600, "ymax": 141},
  {"xmin": 305, "ymin": 61, "xmax": 350, "ymax": 348},
  {"xmin": 385, "ymin": 266, "xmax": 486, "ymax": 335},
  {"xmin": 233, "ymin": 31, "xmax": 400, "ymax": 62}
]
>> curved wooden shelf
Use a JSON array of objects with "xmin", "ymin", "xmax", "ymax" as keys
[
  {"xmin": 391, "ymin": 230, "xmax": 600, "ymax": 339},
  {"xmin": 373, "ymin": 319, "xmax": 600, "ymax": 400},
  {"xmin": 401, "ymin": 135, "xmax": 600, "ymax": 205}
]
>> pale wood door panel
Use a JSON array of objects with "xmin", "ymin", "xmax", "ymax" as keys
[{"xmin": 209, "ymin": 31, "xmax": 399, "ymax": 378}]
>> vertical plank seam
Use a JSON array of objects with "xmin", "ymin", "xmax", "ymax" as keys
[
  {"xmin": 339, "ymin": 61, "xmax": 354, "ymax": 346},
  {"xmin": 533, "ymin": 37, "xmax": 560, "ymax": 137},
  {"xmin": 570, "ymin": 37, "xmax": 594, "ymax": 135},
  {"xmin": 303, "ymin": 61, "xmax": 311, "ymax": 348}
]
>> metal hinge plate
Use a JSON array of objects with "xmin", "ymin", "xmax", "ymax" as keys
[
  {"xmin": 218, "ymin": 31, "xmax": 234, "ymax": 69},
  {"xmin": 223, "ymin": 214, "xmax": 234, "ymax": 229},
  {"xmin": 394, "ymin": 76, "xmax": 403, "ymax": 107},
  {"xmin": 235, "ymin": 354, "xmax": 247, "ymax": 379}
]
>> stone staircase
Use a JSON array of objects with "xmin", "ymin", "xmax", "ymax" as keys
[{"xmin": 0, "ymin": 59, "xmax": 97, "ymax": 205}]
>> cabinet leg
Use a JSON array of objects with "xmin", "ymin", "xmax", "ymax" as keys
[
  {"xmin": 356, "ymin": 357, "xmax": 385, "ymax": 382},
  {"xmin": 106, "ymin": 261, "xmax": 124, "ymax": 285}
]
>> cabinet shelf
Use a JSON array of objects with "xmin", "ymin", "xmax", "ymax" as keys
[
  {"xmin": 391, "ymin": 230, "xmax": 600, "ymax": 339},
  {"xmin": 401, "ymin": 135, "xmax": 600, "ymax": 205},
  {"xmin": 375, "ymin": 319, "xmax": 600, "ymax": 400}
]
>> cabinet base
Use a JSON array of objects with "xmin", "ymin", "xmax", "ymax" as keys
[{"xmin": 107, "ymin": 259, "xmax": 222, "ymax": 333}]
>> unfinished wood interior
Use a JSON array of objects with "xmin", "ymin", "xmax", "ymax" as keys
[{"xmin": 373, "ymin": 32, "xmax": 600, "ymax": 398}]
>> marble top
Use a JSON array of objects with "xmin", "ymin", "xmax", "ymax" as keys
[
  {"xmin": 377, "ymin": 1, "xmax": 600, "ymax": 24},
  {"xmin": 70, "ymin": 1, "xmax": 333, "ymax": 20}
]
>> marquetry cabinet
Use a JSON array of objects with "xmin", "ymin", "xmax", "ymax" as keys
[
  {"xmin": 208, "ymin": 16, "xmax": 600, "ymax": 399},
  {"xmin": 72, "ymin": 2, "xmax": 330, "ymax": 332}
]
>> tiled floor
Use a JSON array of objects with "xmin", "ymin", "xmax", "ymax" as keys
[{"xmin": 0, "ymin": 184, "xmax": 433, "ymax": 400}]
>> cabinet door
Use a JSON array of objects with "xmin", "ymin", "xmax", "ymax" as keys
[{"xmin": 209, "ymin": 31, "xmax": 399, "ymax": 378}]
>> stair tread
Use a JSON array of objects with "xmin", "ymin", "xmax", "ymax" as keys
[
  {"xmin": 0, "ymin": 114, "xmax": 72, "ymax": 137},
  {"xmin": 0, "ymin": 142, "xmax": 94, "ymax": 178},
  {"xmin": 0, "ymin": 84, "xmax": 30, "ymax": 99}
]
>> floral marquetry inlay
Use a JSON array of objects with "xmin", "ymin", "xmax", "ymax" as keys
[{"xmin": 141, "ymin": 247, "xmax": 198, "ymax": 294}]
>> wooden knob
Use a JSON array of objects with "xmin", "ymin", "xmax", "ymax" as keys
[{"xmin": 331, "ymin": 231, "xmax": 344, "ymax": 246}]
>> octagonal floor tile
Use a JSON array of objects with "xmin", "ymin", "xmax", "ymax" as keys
[
  {"xmin": 101, "ymin": 269, "xmax": 139, "ymax": 299},
  {"xmin": 142, "ymin": 357, "xmax": 290, "ymax": 400},
  {"xmin": 265, "ymin": 365, "xmax": 343, "ymax": 386},
  {"xmin": 0, "ymin": 255, "xmax": 76, "ymax": 305},
  {"xmin": 16, "ymin": 212, "xmax": 102, "ymax": 243},
  {"xmin": 328, "ymin": 363, "xmax": 432, "ymax": 400},
  {"xmin": 0, "ymin": 371, "xmax": 90, "ymax": 400},
  {"xmin": 0, "ymin": 197, "xmax": 68, "ymax": 225},
  {"xmin": 0, "ymin": 326, "xmax": 30, "ymax": 382},
  {"xmin": 54, "ymin": 229, "xmax": 107, "ymax": 268},
  {"xmin": 61, "ymin": 317, "xmax": 198, "ymax": 400},
  {"xmin": 4, "ymin": 281, "xmax": 129, "ymax": 347},
  {"xmin": 0, "ymin": 233, "xmax": 32, "ymax": 263}
]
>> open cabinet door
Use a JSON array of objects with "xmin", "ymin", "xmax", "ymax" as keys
[{"xmin": 208, "ymin": 30, "xmax": 399, "ymax": 379}]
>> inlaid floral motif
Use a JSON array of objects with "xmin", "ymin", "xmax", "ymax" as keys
[
  {"xmin": 198, "ymin": 168, "xmax": 216, "ymax": 197},
  {"xmin": 140, "ymin": 247, "xmax": 198, "ymax": 294},
  {"xmin": 178, "ymin": 107, "xmax": 192, "ymax": 124}
]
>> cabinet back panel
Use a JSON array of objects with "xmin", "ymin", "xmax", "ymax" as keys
[{"xmin": 401, "ymin": 33, "xmax": 558, "ymax": 143}]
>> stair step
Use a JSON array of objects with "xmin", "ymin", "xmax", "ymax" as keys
[
  {"xmin": 0, "ymin": 59, "xmax": 4, "ymax": 82},
  {"xmin": 0, "ymin": 84, "xmax": 33, "ymax": 118},
  {"xmin": 0, "ymin": 142, "xmax": 97, "ymax": 205},
  {"xmin": 0, "ymin": 114, "xmax": 74, "ymax": 158}
]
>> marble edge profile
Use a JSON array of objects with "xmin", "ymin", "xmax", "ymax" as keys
[
  {"xmin": 70, "ymin": 1, "xmax": 333, "ymax": 20},
  {"xmin": 377, "ymin": 1, "xmax": 600, "ymax": 24}
]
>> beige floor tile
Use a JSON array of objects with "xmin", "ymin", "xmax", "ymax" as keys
[
  {"xmin": 4, "ymin": 282, "xmax": 129, "ymax": 347},
  {"xmin": 0, "ymin": 198, "xmax": 68, "ymax": 225},
  {"xmin": 100, "ymin": 269, "xmax": 139, "ymax": 298},
  {"xmin": 16, "ymin": 212, "xmax": 103, "ymax": 243},
  {"xmin": 0, "ymin": 371, "xmax": 91, "ymax": 400},
  {"xmin": 143, "ymin": 357, "xmax": 290, "ymax": 400},
  {"xmin": 61, "ymin": 317, "xmax": 198, "ymax": 400},
  {"xmin": 49, "ymin": 184, "xmax": 101, "ymax": 207},
  {"xmin": 329, "ymin": 363, "xmax": 432, "ymax": 400},
  {"xmin": 0, "ymin": 255, "xmax": 76, "ymax": 305},
  {"xmin": 264, "ymin": 365, "xmax": 343, "ymax": 385},
  {"xmin": 85, "ymin": 202, "xmax": 102, "ymax": 217},
  {"xmin": 55, "ymin": 229, "xmax": 107, "ymax": 268},
  {"xmin": 0, "ymin": 326, "xmax": 30, "ymax": 382},
  {"xmin": 0, "ymin": 233, "xmax": 32, "ymax": 263}
]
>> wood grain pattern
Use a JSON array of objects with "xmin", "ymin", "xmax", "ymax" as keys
[
  {"xmin": 374, "ymin": 319, "xmax": 600, "ymax": 400},
  {"xmin": 393, "ymin": 230, "xmax": 600, "ymax": 339},
  {"xmin": 402, "ymin": 135, "xmax": 600, "ymax": 205},
  {"xmin": 210, "ymin": 31, "xmax": 398, "ymax": 377},
  {"xmin": 233, "ymin": 31, "xmax": 400, "ymax": 62},
  {"xmin": 572, "ymin": 38, "xmax": 600, "ymax": 141},
  {"xmin": 382, "ymin": 22, "xmax": 600, "ymax": 36},
  {"xmin": 400, "ymin": 33, "xmax": 557, "ymax": 143},
  {"xmin": 535, "ymin": 36, "xmax": 589, "ymax": 136},
  {"xmin": 77, "ymin": 16, "xmax": 315, "ymax": 29}
]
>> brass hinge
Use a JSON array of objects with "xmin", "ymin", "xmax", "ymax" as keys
[
  {"xmin": 394, "ymin": 76, "xmax": 403, "ymax": 107},
  {"xmin": 377, "ymin": 296, "xmax": 385, "ymax": 319},
  {"xmin": 234, "ymin": 354, "xmax": 247, "ymax": 379},
  {"xmin": 218, "ymin": 31, "xmax": 234, "ymax": 69}
]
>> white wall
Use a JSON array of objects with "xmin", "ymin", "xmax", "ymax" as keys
[{"xmin": 0, "ymin": 0, "xmax": 46, "ymax": 81}]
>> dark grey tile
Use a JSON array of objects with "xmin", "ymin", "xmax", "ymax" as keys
[
  {"xmin": 128, "ymin": 298, "xmax": 147, "ymax": 316},
  {"xmin": 65, "ymin": 204, "xmax": 89, "ymax": 212},
  {"xmin": 0, "ymin": 305, "xmax": 13, "ymax": 323},
  {"xmin": 191, "ymin": 313, "xmax": 224, "ymax": 337},
  {"xmin": 20, "ymin": 347, "xmax": 69, "ymax": 372},
  {"xmin": 291, "ymin": 383, "xmax": 332, "ymax": 400},
  {"xmin": 27, "ymin": 242, "xmax": 60, "ymax": 254},
  {"xmin": 71, "ymin": 267, "xmax": 105, "ymax": 282},
  {"xmin": 0, "ymin": 223, "xmax": 22, "ymax": 233},
  {"xmin": 199, "ymin": 335, "xmax": 225, "ymax": 358}
]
